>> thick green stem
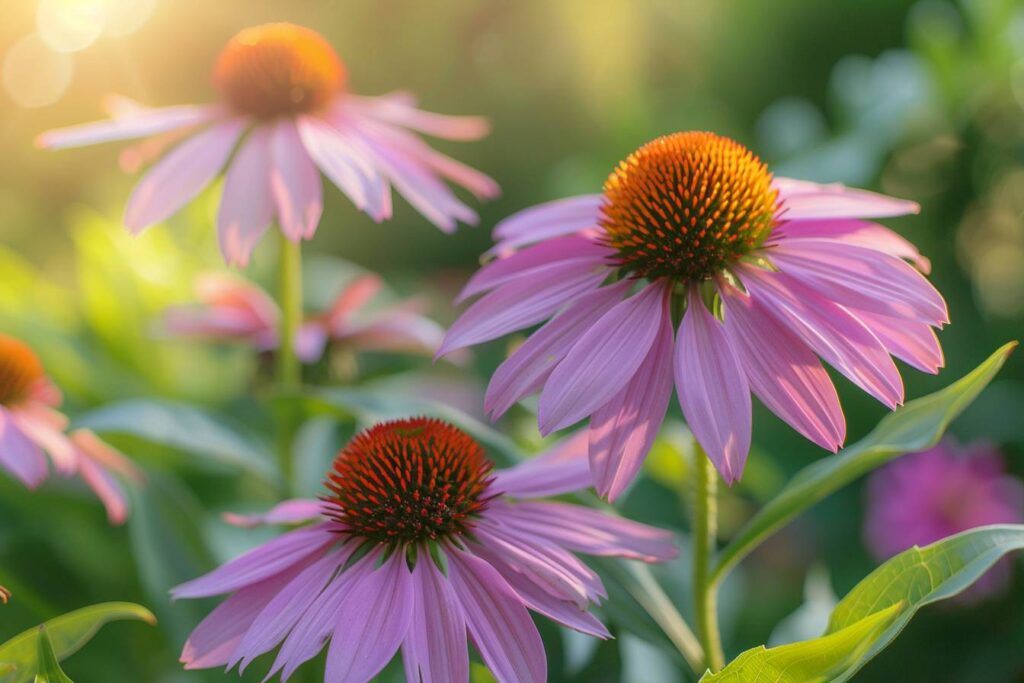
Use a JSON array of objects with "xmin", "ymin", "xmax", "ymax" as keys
[
  {"xmin": 277, "ymin": 235, "xmax": 303, "ymax": 393},
  {"xmin": 693, "ymin": 444, "xmax": 726, "ymax": 672}
]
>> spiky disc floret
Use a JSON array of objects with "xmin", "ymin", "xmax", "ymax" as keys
[
  {"xmin": 600, "ymin": 131, "xmax": 779, "ymax": 282},
  {"xmin": 0, "ymin": 335, "xmax": 44, "ymax": 407},
  {"xmin": 213, "ymin": 22, "xmax": 346, "ymax": 119},
  {"xmin": 323, "ymin": 418, "xmax": 495, "ymax": 547}
]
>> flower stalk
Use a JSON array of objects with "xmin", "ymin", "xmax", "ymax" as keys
[
  {"xmin": 693, "ymin": 442, "xmax": 726, "ymax": 672},
  {"xmin": 277, "ymin": 234, "xmax": 303, "ymax": 393}
]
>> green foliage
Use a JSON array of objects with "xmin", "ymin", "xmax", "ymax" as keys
[
  {"xmin": 0, "ymin": 603, "xmax": 154, "ymax": 683},
  {"xmin": 712, "ymin": 342, "xmax": 1016, "ymax": 583},
  {"xmin": 33, "ymin": 627, "xmax": 72, "ymax": 683}
]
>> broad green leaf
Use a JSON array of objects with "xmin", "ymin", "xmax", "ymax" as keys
[
  {"xmin": 312, "ymin": 387, "xmax": 525, "ymax": 466},
  {"xmin": 822, "ymin": 524, "xmax": 1024, "ymax": 680},
  {"xmin": 33, "ymin": 627, "xmax": 72, "ymax": 683},
  {"xmin": 74, "ymin": 399, "xmax": 276, "ymax": 481},
  {"xmin": 712, "ymin": 343, "xmax": 1015, "ymax": 583},
  {"xmin": 700, "ymin": 604, "xmax": 902, "ymax": 682},
  {"xmin": 0, "ymin": 603, "xmax": 155, "ymax": 683}
]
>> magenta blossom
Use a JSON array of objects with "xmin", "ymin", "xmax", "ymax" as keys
[
  {"xmin": 38, "ymin": 22, "xmax": 498, "ymax": 266},
  {"xmin": 438, "ymin": 131, "xmax": 946, "ymax": 498},
  {"xmin": 0, "ymin": 335, "xmax": 140, "ymax": 523},
  {"xmin": 865, "ymin": 440, "xmax": 1024, "ymax": 599},
  {"xmin": 174, "ymin": 418, "xmax": 677, "ymax": 683},
  {"xmin": 163, "ymin": 272, "xmax": 448, "ymax": 364}
]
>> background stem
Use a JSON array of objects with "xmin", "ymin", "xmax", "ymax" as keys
[
  {"xmin": 277, "ymin": 235, "xmax": 303, "ymax": 393},
  {"xmin": 693, "ymin": 444, "xmax": 726, "ymax": 672}
]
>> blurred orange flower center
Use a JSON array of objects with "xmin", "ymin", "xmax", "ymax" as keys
[
  {"xmin": 213, "ymin": 23, "xmax": 346, "ymax": 119},
  {"xmin": 324, "ymin": 418, "xmax": 494, "ymax": 546},
  {"xmin": 0, "ymin": 335, "xmax": 44, "ymax": 407},
  {"xmin": 600, "ymin": 131, "xmax": 779, "ymax": 282}
]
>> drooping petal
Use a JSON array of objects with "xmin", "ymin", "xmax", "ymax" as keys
[
  {"xmin": 70, "ymin": 430, "xmax": 134, "ymax": 524},
  {"xmin": 588, "ymin": 292, "xmax": 674, "ymax": 499},
  {"xmin": 37, "ymin": 104, "xmax": 218, "ymax": 149},
  {"xmin": 773, "ymin": 218, "xmax": 930, "ymax": 273},
  {"xmin": 124, "ymin": 118, "xmax": 247, "ymax": 233},
  {"xmin": 325, "ymin": 275, "xmax": 382, "ymax": 326},
  {"xmin": 271, "ymin": 119, "xmax": 324, "ymax": 241},
  {"xmin": 402, "ymin": 557, "xmax": 470, "ymax": 683},
  {"xmin": 770, "ymin": 238, "xmax": 948, "ymax": 325},
  {"xmin": 538, "ymin": 282, "xmax": 667, "ymax": 435},
  {"xmin": 458, "ymin": 235, "xmax": 611, "ymax": 304},
  {"xmin": 172, "ymin": 524, "xmax": 336, "ymax": 599},
  {"xmin": 0, "ymin": 408, "xmax": 48, "ymax": 488},
  {"xmin": 491, "ymin": 195, "xmax": 604, "ymax": 242},
  {"xmin": 847, "ymin": 308, "xmax": 944, "ymax": 374},
  {"xmin": 222, "ymin": 499, "xmax": 325, "ymax": 528},
  {"xmin": 739, "ymin": 266, "xmax": 904, "ymax": 408},
  {"xmin": 721, "ymin": 285, "xmax": 846, "ymax": 452},
  {"xmin": 296, "ymin": 115, "xmax": 376, "ymax": 214},
  {"xmin": 674, "ymin": 289, "xmax": 751, "ymax": 484},
  {"xmin": 217, "ymin": 125, "xmax": 274, "ymax": 266},
  {"xmin": 498, "ymin": 501, "xmax": 678, "ymax": 563},
  {"xmin": 490, "ymin": 430, "xmax": 592, "ymax": 498},
  {"xmin": 347, "ymin": 94, "xmax": 491, "ymax": 140},
  {"xmin": 774, "ymin": 178, "xmax": 920, "ymax": 219},
  {"xmin": 448, "ymin": 549, "xmax": 546, "ymax": 683},
  {"xmin": 437, "ymin": 261, "xmax": 609, "ymax": 358},
  {"xmin": 8, "ymin": 405, "xmax": 76, "ymax": 474},
  {"xmin": 484, "ymin": 281, "xmax": 630, "ymax": 419},
  {"xmin": 324, "ymin": 551, "xmax": 414, "ymax": 683},
  {"xmin": 231, "ymin": 547, "xmax": 348, "ymax": 672}
]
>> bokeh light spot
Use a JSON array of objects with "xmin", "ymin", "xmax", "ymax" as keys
[
  {"xmin": 37, "ymin": 0, "xmax": 108, "ymax": 53},
  {"xmin": 3, "ymin": 34, "xmax": 73, "ymax": 108}
]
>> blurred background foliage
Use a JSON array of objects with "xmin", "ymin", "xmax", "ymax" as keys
[{"xmin": 1, "ymin": 0, "xmax": 1023, "ymax": 681}]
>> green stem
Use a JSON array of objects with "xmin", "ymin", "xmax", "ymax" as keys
[
  {"xmin": 693, "ymin": 443, "xmax": 726, "ymax": 672},
  {"xmin": 277, "ymin": 235, "xmax": 303, "ymax": 393},
  {"xmin": 275, "ymin": 234, "xmax": 303, "ymax": 494}
]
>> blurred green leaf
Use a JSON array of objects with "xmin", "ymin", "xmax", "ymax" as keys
[
  {"xmin": 74, "ymin": 399, "xmax": 276, "ymax": 482},
  {"xmin": 700, "ymin": 603, "xmax": 902, "ymax": 682},
  {"xmin": 0, "ymin": 602, "xmax": 155, "ymax": 683},
  {"xmin": 822, "ymin": 524, "xmax": 1024, "ymax": 680},
  {"xmin": 33, "ymin": 627, "xmax": 72, "ymax": 683},
  {"xmin": 712, "ymin": 342, "xmax": 1016, "ymax": 583}
]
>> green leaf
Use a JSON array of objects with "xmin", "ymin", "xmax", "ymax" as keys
[
  {"xmin": 712, "ymin": 342, "xmax": 1015, "ymax": 583},
  {"xmin": 0, "ymin": 603, "xmax": 155, "ymax": 683},
  {"xmin": 312, "ymin": 387, "xmax": 525, "ymax": 466},
  {"xmin": 700, "ymin": 603, "xmax": 902, "ymax": 682},
  {"xmin": 822, "ymin": 524, "xmax": 1024, "ymax": 680},
  {"xmin": 33, "ymin": 627, "xmax": 72, "ymax": 683},
  {"xmin": 74, "ymin": 399, "xmax": 276, "ymax": 481}
]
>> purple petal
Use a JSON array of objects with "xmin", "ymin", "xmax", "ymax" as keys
[
  {"xmin": 0, "ymin": 408, "xmax": 48, "ymax": 488},
  {"xmin": 484, "ymin": 281, "xmax": 630, "ymax": 419},
  {"xmin": 675, "ymin": 289, "xmax": 752, "ymax": 484},
  {"xmin": 37, "ymin": 104, "xmax": 217, "ymax": 149},
  {"xmin": 499, "ymin": 501, "xmax": 678, "ymax": 563},
  {"xmin": 271, "ymin": 119, "xmax": 323, "ymax": 241},
  {"xmin": 770, "ymin": 238, "xmax": 948, "ymax": 325},
  {"xmin": 588, "ymin": 294, "xmax": 674, "ymax": 499},
  {"xmin": 124, "ymin": 118, "xmax": 246, "ymax": 232},
  {"xmin": 437, "ymin": 262, "xmax": 609, "ymax": 358},
  {"xmin": 491, "ymin": 194, "xmax": 603, "ymax": 243},
  {"xmin": 401, "ymin": 557, "xmax": 469, "ymax": 683},
  {"xmin": 721, "ymin": 285, "xmax": 846, "ymax": 452},
  {"xmin": 172, "ymin": 524, "xmax": 335, "ymax": 599},
  {"xmin": 448, "ymin": 549, "xmax": 546, "ymax": 683},
  {"xmin": 222, "ymin": 499, "xmax": 325, "ymax": 528},
  {"xmin": 347, "ymin": 94, "xmax": 490, "ymax": 141},
  {"xmin": 490, "ymin": 430, "xmax": 592, "ymax": 498},
  {"xmin": 217, "ymin": 125, "xmax": 274, "ymax": 266},
  {"xmin": 325, "ymin": 551, "xmax": 414, "ymax": 683},
  {"xmin": 297, "ymin": 115, "xmax": 376, "ymax": 214},
  {"xmin": 773, "ymin": 218, "xmax": 930, "ymax": 273},
  {"xmin": 774, "ymin": 177, "xmax": 920, "ymax": 219},
  {"xmin": 538, "ymin": 283, "xmax": 667, "ymax": 435},
  {"xmin": 848, "ymin": 308, "xmax": 944, "ymax": 374},
  {"xmin": 739, "ymin": 266, "xmax": 904, "ymax": 408}
]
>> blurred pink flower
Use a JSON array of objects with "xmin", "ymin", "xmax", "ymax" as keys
[
  {"xmin": 439, "ymin": 131, "xmax": 947, "ymax": 498},
  {"xmin": 865, "ymin": 440, "xmax": 1024, "ymax": 600},
  {"xmin": 38, "ymin": 23, "xmax": 498, "ymax": 266},
  {"xmin": 163, "ymin": 272, "xmax": 448, "ymax": 364},
  {"xmin": 175, "ymin": 419, "xmax": 677, "ymax": 683},
  {"xmin": 0, "ymin": 335, "xmax": 140, "ymax": 524}
]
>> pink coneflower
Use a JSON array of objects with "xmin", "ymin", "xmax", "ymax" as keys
[
  {"xmin": 865, "ymin": 440, "xmax": 1024, "ymax": 600},
  {"xmin": 163, "ymin": 272, "xmax": 447, "ymax": 364},
  {"xmin": 438, "ymin": 131, "xmax": 947, "ymax": 498},
  {"xmin": 0, "ymin": 335, "xmax": 139, "ymax": 523},
  {"xmin": 38, "ymin": 22, "xmax": 498, "ymax": 266},
  {"xmin": 174, "ymin": 418, "xmax": 677, "ymax": 683}
]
